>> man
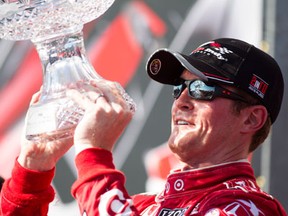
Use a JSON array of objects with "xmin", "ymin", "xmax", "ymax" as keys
[{"xmin": 1, "ymin": 38, "xmax": 287, "ymax": 215}]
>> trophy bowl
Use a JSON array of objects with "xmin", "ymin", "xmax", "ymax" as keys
[
  {"xmin": 0, "ymin": 0, "xmax": 115, "ymax": 41},
  {"xmin": 0, "ymin": 0, "xmax": 135, "ymax": 142}
]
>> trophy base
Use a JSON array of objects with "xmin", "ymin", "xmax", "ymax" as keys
[
  {"xmin": 25, "ymin": 97, "xmax": 84, "ymax": 142},
  {"xmin": 26, "ymin": 127, "xmax": 75, "ymax": 143}
]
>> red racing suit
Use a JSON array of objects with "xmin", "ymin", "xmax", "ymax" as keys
[{"xmin": 1, "ymin": 148, "xmax": 287, "ymax": 215}]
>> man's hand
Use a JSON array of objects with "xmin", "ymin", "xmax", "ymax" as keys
[
  {"xmin": 67, "ymin": 80, "xmax": 134, "ymax": 154},
  {"xmin": 18, "ymin": 90, "xmax": 73, "ymax": 171}
]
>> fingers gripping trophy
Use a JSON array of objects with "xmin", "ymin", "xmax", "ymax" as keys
[{"xmin": 0, "ymin": 0, "xmax": 136, "ymax": 142}]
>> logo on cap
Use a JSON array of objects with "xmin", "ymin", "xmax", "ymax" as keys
[
  {"xmin": 248, "ymin": 74, "xmax": 268, "ymax": 99},
  {"xmin": 149, "ymin": 59, "xmax": 162, "ymax": 75},
  {"xmin": 191, "ymin": 41, "xmax": 233, "ymax": 61}
]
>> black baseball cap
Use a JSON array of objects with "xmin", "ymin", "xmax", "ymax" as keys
[{"xmin": 146, "ymin": 38, "xmax": 284, "ymax": 123}]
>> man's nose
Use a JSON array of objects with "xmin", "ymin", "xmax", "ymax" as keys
[{"xmin": 174, "ymin": 88, "xmax": 194, "ymax": 110}]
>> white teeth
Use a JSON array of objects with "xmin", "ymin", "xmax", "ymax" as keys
[{"xmin": 177, "ymin": 120, "xmax": 189, "ymax": 125}]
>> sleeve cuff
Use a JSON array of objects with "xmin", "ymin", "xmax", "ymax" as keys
[
  {"xmin": 10, "ymin": 159, "xmax": 55, "ymax": 193},
  {"xmin": 75, "ymin": 147, "xmax": 115, "ymax": 178},
  {"xmin": 72, "ymin": 148, "xmax": 125, "ymax": 197}
]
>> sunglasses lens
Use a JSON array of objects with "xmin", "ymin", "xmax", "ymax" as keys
[
  {"xmin": 173, "ymin": 79, "xmax": 248, "ymax": 103},
  {"xmin": 173, "ymin": 85, "xmax": 183, "ymax": 98},
  {"xmin": 173, "ymin": 80, "xmax": 216, "ymax": 100},
  {"xmin": 188, "ymin": 80, "xmax": 215, "ymax": 100}
]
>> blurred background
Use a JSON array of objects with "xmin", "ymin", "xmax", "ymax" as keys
[{"xmin": 0, "ymin": 0, "xmax": 287, "ymax": 214}]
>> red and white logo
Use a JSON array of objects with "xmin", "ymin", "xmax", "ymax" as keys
[
  {"xmin": 191, "ymin": 41, "xmax": 233, "ymax": 62},
  {"xmin": 249, "ymin": 74, "xmax": 268, "ymax": 99},
  {"xmin": 205, "ymin": 199, "xmax": 264, "ymax": 216},
  {"xmin": 223, "ymin": 199, "xmax": 264, "ymax": 216},
  {"xmin": 99, "ymin": 189, "xmax": 134, "ymax": 215}
]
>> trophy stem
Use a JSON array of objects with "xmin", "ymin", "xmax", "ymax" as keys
[
  {"xmin": 34, "ymin": 27, "xmax": 101, "ymax": 101},
  {"xmin": 25, "ymin": 27, "xmax": 102, "ymax": 142}
]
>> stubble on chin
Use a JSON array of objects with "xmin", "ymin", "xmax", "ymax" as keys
[
  {"xmin": 167, "ymin": 127, "xmax": 188, "ymax": 153},
  {"xmin": 167, "ymin": 126, "xmax": 178, "ymax": 153}
]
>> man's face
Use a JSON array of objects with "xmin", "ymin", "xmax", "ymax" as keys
[{"xmin": 168, "ymin": 71, "xmax": 246, "ymax": 168}]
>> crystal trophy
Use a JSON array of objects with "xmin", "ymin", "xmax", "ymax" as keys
[{"xmin": 0, "ymin": 0, "xmax": 136, "ymax": 142}]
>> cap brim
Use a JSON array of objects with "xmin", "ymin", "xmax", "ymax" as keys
[{"xmin": 146, "ymin": 48, "xmax": 207, "ymax": 85}]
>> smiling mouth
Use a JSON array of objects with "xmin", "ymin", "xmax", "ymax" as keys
[{"xmin": 176, "ymin": 120, "xmax": 190, "ymax": 125}]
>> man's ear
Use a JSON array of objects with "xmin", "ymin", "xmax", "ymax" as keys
[{"xmin": 242, "ymin": 105, "xmax": 268, "ymax": 133}]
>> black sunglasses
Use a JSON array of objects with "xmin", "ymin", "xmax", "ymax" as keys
[{"xmin": 173, "ymin": 79, "xmax": 249, "ymax": 103}]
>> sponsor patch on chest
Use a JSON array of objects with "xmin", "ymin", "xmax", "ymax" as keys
[{"xmin": 158, "ymin": 207, "xmax": 188, "ymax": 216}]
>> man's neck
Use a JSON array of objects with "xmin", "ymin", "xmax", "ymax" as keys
[{"xmin": 180, "ymin": 159, "xmax": 250, "ymax": 172}]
